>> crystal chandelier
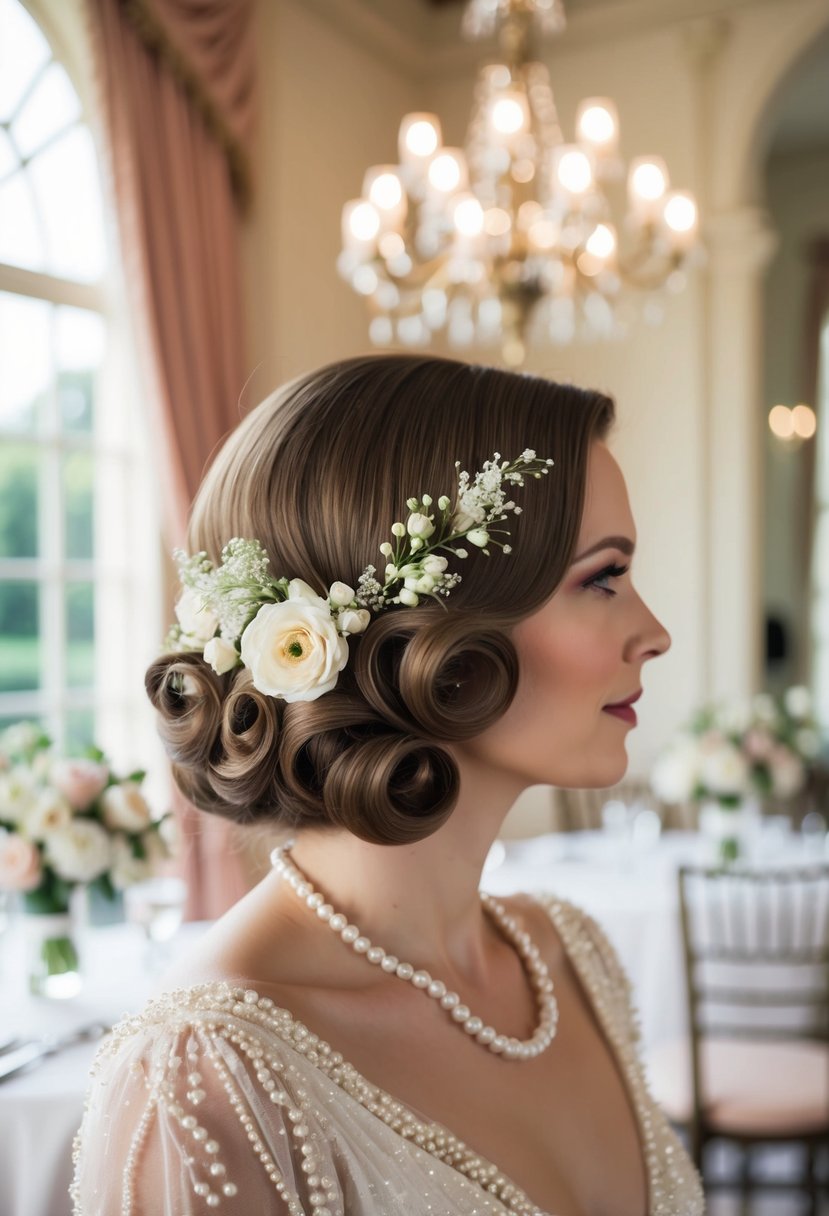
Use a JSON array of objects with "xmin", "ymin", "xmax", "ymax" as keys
[{"xmin": 338, "ymin": 0, "xmax": 701, "ymax": 364}]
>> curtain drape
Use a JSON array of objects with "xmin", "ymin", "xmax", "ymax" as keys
[{"xmin": 85, "ymin": 0, "xmax": 258, "ymax": 920}]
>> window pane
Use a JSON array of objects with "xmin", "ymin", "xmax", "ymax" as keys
[
  {"xmin": 10, "ymin": 61, "xmax": 80, "ymax": 158},
  {"xmin": 63, "ymin": 449, "xmax": 93, "ymax": 559},
  {"xmin": 0, "ymin": 172, "xmax": 45, "ymax": 274},
  {"xmin": 0, "ymin": 0, "xmax": 51, "ymax": 124},
  {"xmin": 29, "ymin": 126, "xmax": 106, "ymax": 282},
  {"xmin": 0, "ymin": 127, "xmax": 16, "ymax": 178},
  {"xmin": 0, "ymin": 439, "xmax": 39, "ymax": 557},
  {"xmin": 66, "ymin": 579, "xmax": 93, "ymax": 687},
  {"xmin": 0, "ymin": 579, "xmax": 39, "ymax": 691},
  {"xmin": 56, "ymin": 306, "xmax": 105, "ymax": 434},
  {"xmin": 0, "ymin": 292, "xmax": 51, "ymax": 433},
  {"xmin": 65, "ymin": 707, "xmax": 94, "ymax": 752}
]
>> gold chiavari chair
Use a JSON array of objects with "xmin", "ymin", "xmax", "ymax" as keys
[
  {"xmin": 646, "ymin": 864, "xmax": 829, "ymax": 1214},
  {"xmin": 554, "ymin": 777, "xmax": 697, "ymax": 832}
]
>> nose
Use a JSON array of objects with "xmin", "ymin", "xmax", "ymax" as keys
[{"xmin": 632, "ymin": 592, "xmax": 672, "ymax": 662}]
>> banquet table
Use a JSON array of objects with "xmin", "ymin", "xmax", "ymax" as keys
[{"xmin": 1, "ymin": 824, "xmax": 824, "ymax": 1216}]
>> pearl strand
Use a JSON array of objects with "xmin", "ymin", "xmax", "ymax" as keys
[{"xmin": 270, "ymin": 843, "xmax": 559, "ymax": 1061}]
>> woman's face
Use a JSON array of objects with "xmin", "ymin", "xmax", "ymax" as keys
[{"xmin": 458, "ymin": 440, "xmax": 672, "ymax": 790}]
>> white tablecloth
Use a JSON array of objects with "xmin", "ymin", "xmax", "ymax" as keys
[{"xmin": 0, "ymin": 826, "xmax": 822, "ymax": 1216}]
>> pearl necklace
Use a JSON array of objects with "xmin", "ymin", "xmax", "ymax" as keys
[{"xmin": 270, "ymin": 842, "xmax": 559, "ymax": 1061}]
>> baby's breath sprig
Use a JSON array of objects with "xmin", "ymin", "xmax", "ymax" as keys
[{"xmin": 355, "ymin": 450, "xmax": 554, "ymax": 609}]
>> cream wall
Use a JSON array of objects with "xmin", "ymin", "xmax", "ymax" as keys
[{"xmin": 240, "ymin": 0, "xmax": 829, "ymax": 836}]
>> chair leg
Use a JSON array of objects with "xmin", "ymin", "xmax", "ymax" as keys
[
  {"xmin": 738, "ymin": 1144, "xmax": 751, "ymax": 1216},
  {"xmin": 805, "ymin": 1141, "xmax": 818, "ymax": 1216}
]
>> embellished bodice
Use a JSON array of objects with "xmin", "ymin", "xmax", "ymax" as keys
[{"xmin": 70, "ymin": 893, "xmax": 705, "ymax": 1215}]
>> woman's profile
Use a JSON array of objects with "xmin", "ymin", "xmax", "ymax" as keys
[{"xmin": 70, "ymin": 354, "xmax": 704, "ymax": 1215}]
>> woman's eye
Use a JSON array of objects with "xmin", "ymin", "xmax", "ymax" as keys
[{"xmin": 584, "ymin": 563, "xmax": 629, "ymax": 598}]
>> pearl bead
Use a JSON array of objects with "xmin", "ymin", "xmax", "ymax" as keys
[
  {"xmin": 411, "ymin": 970, "xmax": 431, "ymax": 988},
  {"xmin": 366, "ymin": 946, "xmax": 385, "ymax": 964},
  {"xmin": 341, "ymin": 925, "xmax": 359, "ymax": 943},
  {"xmin": 395, "ymin": 962, "xmax": 414, "ymax": 980},
  {"xmin": 451, "ymin": 1004, "xmax": 470, "ymax": 1022},
  {"xmin": 329, "ymin": 913, "xmax": 347, "ymax": 932},
  {"xmin": 380, "ymin": 955, "xmax": 399, "ymax": 973},
  {"xmin": 316, "ymin": 903, "xmax": 334, "ymax": 920},
  {"xmin": 353, "ymin": 936, "xmax": 371, "ymax": 953},
  {"xmin": 427, "ymin": 979, "xmax": 446, "ymax": 998},
  {"xmin": 440, "ymin": 991, "xmax": 459, "ymax": 1009}
]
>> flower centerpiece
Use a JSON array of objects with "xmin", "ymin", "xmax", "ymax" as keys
[
  {"xmin": 649, "ymin": 685, "xmax": 824, "ymax": 864},
  {"xmin": 0, "ymin": 721, "xmax": 177, "ymax": 997}
]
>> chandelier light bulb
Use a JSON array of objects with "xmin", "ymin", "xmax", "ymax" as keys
[
  {"xmin": 368, "ymin": 171, "xmax": 403, "ymax": 211},
  {"xmin": 769, "ymin": 405, "xmax": 795, "ymax": 440},
  {"xmin": 663, "ymin": 191, "xmax": 697, "ymax": 233},
  {"xmin": 576, "ymin": 99, "xmax": 618, "ymax": 149},
  {"xmin": 428, "ymin": 149, "xmax": 466, "ymax": 193},
  {"xmin": 349, "ymin": 201, "xmax": 381, "ymax": 241},
  {"xmin": 490, "ymin": 93, "xmax": 527, "ymax": 135},
  {"xmin": 399, "ymin": 113, "xmax": 442, "ymax": 163},
  {"xmin": 453, "ymin": 194, "xmax": 485, "ymax": 237},
  {"xmin": 629, "ymin": 157, "xmax": 668, "ymax": 201},
  {"xmin": 585, "ymin": 223, "xmax": 616, "ymax": 260},
  {"xmin": 484, "ymin": 207, "xmax": 511, "ymax": 236},
  {"xmin": 378, "ymin": 231, "xmax": 405, "ymax": 259},
  {"xmin": 555, "ymin": 146, "xmax": 594, "ymax": 195}
]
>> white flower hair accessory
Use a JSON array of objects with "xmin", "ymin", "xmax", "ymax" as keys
[{"xmin": 164, "ymin": 451, "xmax": 554, "ymax": 703}]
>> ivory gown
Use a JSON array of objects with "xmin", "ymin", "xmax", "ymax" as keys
[{"xmin": 70, "ymin": 893, "xmax": 705, "ymax": 1215}]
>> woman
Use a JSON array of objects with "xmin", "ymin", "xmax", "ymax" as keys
[{"xmin": 70, "ymin": 354, "xmax": 704, "ymax": 1215}]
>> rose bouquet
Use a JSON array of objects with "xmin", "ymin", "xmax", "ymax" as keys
[
  {"xmin": 0, "ymin": 721, "xmax": 177, "ymax": 994},
  {"xmin": 649, "ymin": 684, "xmax": 825, "ymax": 861}
]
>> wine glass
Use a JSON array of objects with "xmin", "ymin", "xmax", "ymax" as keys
[{"xmin": 124, "ymin": 876, "xmax": 187, "ymax": 972}]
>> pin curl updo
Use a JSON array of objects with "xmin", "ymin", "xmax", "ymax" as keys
[{"xmin": 145, "ymin": 354, "xmax": 615, "ymax": 846}]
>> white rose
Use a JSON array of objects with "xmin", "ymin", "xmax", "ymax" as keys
[
  {"xmin": 109, "ymin": 833, "xmax": 152, "ymax": 890},
  {"xmin": 698, "ymin": 738, "xmax": 750, "ymax": 796},
  {"xmin": 45, "ymin": 819, "xmax": 111, "ymax": 882},
  {"xmin": 714, "ymin": 696, "xmax": 753, "ymax": 735},
  {"xmin": 751, "ymin": 693, "xmax": 779, "ymax": 728},
  {"xmin": 174, "ymin": 587, "xmax": 219, "ymax": 643},
  {"xmin": 0, "ymin": 766, "xmax": 40, "ymax": 828},
  {"xmin": 784, "ymin": 684, "xmax": 812, "ymax": 720},
  {"xmin": 768, "ymin": 745, "xmax": 806, "ymax": 798},
  {"xmin": 101, "ymin": 782, "xmax": 153, "ymax": 832},
  {"xmin": 21, "ymin": 790, "xmax": 73, "ymax": 842},
  {"xmin": 338, "ymin": 609, "xmax": 371, "ymax": 635},
  {"xmin": 240, "ymin": 589, "xmax": 349, "ymax": 703},
  {"xmin": 406, "ymin": 513, "xmax": 435, "ymax": 539},
  {"xmin": 158, "ymin": 813, "xmax": 180, "ymax": 856},
  {"xmin": 203, "ymin": 636, "xmax": 240, "ymax": 675},
  {"xmin": 328, "ymin": 582, "xmax": 355, "ymax": 607},
  {"xmin": 0, "ymin": 721, "xmax": 41, "ymax": 758},
  {"xmin": 649, "ymin": 736, "xmax": 699, "ymax": 802}
]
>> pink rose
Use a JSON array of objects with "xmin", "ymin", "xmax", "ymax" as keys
[
  {"xmin": 0, "ymin": 833, "xmax": 42, "ymax": 892},
  {"xmin": 743, "ymin": 727, "xmax": 774, "ymax": 761},
  {"xmin": 50, "ymin": 759, "xmax": 110, "ymax": 810}
]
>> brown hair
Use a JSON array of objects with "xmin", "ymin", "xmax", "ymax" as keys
[{"xmin": 145, "ymin": 354, "xmax": 615, "ymax": 845}]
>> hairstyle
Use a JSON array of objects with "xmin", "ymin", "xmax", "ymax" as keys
[{"xmin": 146, "ymin": 354, "xmax": 615, "ymax": 845}]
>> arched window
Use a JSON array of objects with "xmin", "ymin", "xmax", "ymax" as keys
[{"xmin": 0, "ymin": 0, "xmax": 163, "ymax": 781}]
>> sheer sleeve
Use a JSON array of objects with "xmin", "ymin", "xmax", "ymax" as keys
[{"xmin": 70, "ymin": 993, "xmax": 343, "ymax": 1216}]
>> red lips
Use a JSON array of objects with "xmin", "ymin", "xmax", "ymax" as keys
[{"xmin": 604, "ymin": 688, "xmax": 643, "ymax": 709}]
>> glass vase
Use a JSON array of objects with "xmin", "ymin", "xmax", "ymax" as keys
[{"xmin": 22, "ymin": 895, "xmax": 82, "ymax": 999}]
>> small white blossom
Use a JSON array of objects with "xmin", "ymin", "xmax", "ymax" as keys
[
  {"xmin": 407, "ymin": 513, "xmax": 435, "ymax": 539},
  {"xmin": 466, "ymin": 529, "xmax": 489, "ymax": 548},
  {"xmin": 203, "ymin": 636, "xmax": 240, "ymax": 675},
  {"xmin": 328, "ymin": 581, "xmax": 355, "ymax": 607},
  {"xmin": 338, "ymin": 608, "xmax": 371, "ymax": 635},
  {"xmin": 421, "ymin": 555, "xmax": 448, "ymax": 574},
  {"xmin": 398, "ymin": 588, "xmax": 419, "ymax": 606}
]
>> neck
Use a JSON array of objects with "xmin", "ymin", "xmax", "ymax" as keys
[{"xmin": 285, "ymin": 759, "xmax": 526, "ymax": 988}]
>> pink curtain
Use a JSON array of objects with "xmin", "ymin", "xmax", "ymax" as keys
[{"xmin": 85, "ymin": 0, "xmax": 257, "ymax": 920}]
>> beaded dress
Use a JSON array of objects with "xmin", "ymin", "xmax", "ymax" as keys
[{"xmin": 70, "ymin": 893, "xmax": 705, "ymax": 1215}]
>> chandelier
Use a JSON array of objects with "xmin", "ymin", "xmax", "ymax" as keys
[{"xmin": 338, "ymin": 0, "xmax": 701, "ymax": 364}]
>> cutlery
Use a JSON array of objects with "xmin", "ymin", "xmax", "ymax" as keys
[{"xmin": 0, "ymin": 1020, "xmax": 112, "ymax": 1083}]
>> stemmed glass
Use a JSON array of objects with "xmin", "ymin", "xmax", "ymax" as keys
[{"xmin": 124, "ymin": 876, "xmax": 187, "ymax": 973}]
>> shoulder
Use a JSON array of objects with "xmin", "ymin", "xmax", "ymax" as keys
[{"xmin": 70, "ymin": 983, "xmax": 337, "ymax": 1216}]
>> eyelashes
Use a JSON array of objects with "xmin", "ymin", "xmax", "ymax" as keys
[{"xmin": 584, "ymin": 563, "xmax": 630, "ymax": 598}]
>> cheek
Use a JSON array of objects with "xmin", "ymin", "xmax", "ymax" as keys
[{"xmin": 512, "ymin": 606, "xmax": 619, "ymax": 709}]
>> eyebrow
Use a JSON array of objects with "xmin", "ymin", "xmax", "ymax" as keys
[{"xmin": 572, "ymin": 536, "xmax": 636, "ymax": 563}]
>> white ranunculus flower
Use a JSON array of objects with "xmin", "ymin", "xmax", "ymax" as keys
[
  {"xmin": 768, "ymin": 745, "xmax": 806, "ymax": 798},
  {"xmin": 328, "ymin": 582, "xmax": 355, "ymax": 607},
  {"xmin": 240, "ymin": 590, "xmax": 349, "ymax": 703},
  {"xmin": 784, "ymin": 684, "xmax": 812, "ymax": 720},
  {"xmin": 0, "ymin": 766, "xmax": 40, "ymax": 828},
  {"xmin": 698, "ymin": 737, "xmax": 750, "ymax": 797},
  {"xmin": 649, "ymin": 736, "xmax": 699, "ymax": 802},
  {"xmin": 174, "ymin": 587, "xmax": 219, "ymax": 643},
  {"xmin": 101, "ymin": 782, "xmax": 153, "ymax": 833},
  {"xmin": 45, "ymin": 819, "xmax": 111, "ymax": 883},
  {"xmin": 338, "ymin": 608, "xmax": 371, "ymax": 635},
  {"xmin": 406, "ymin": 513, "xmax": 435, "ymax": 539},
  {"xmin": 203, "ymin": 636, "xmax": 240, "ymax": 675},
  {"xmin": 21, "ymin": 790, "xmax": 73, "ymax": 842}
]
